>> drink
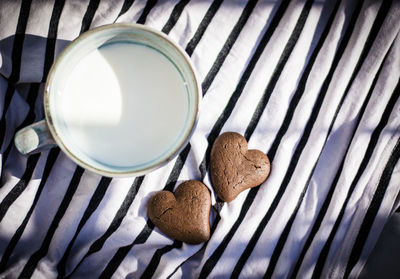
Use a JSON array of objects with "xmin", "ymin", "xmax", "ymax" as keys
[
  {"xmin": 53, "ymin": 42, "xmax": 189, "ymax": 168},
  {"xmin": 15, "ymin": 24, "xmax": 200, "ymax": 176}
]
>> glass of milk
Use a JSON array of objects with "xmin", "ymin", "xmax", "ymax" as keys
[{"xmin": 14, "ymin": 24, "xmax": 200, "ymax": 177}]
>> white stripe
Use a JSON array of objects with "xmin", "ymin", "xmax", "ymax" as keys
[
  {"xmin": 57, "ymin": 0, "xmax": 91, "ymax": 40},
  {"xmin": 144, "ymin": 0, "xmax": 183, "ymax": 31},
  {"xmin": 0, "ymin": 0, "xmax": 22, "ymax": 39},
  {"xmin": 89, "ymin": 0, "xmax": 125, "ymax": 29}
]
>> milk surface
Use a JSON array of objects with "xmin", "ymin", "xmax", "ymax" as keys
[{"xmin": 59, "ymin": 42, "xmax": 188, "ymax": 168}]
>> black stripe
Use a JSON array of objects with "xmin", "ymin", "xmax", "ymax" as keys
[
  {"xmin": 164, "ymin": 143, "xmax": 192, "ymax": 192},
  {"xmin": 115, "ymin": 0, "xmax": 136, "ymax": 21},
  {"xmin": 7, "ymin": 0, "xmax": 32, "ymax": 83},
  {"xmin": 16, "ymin": 83, "xmax": 39, "ymax": 125},
  {"xmin": 344, "ymin": 137, "xmax": 400, "ymax": 278},
  {"xmin": 80, "ymin": 0, "xmax": 100, "ymax": 33},
  {"xmin": 140, "ymin": 240, "xmax": 183, "ymax": 278},
  {"xmin": 201, "ymin": 0, "xmax": 258, "ymax": 95},
  {"xmin": 137, "ymin": 0, "xmax": 158, "ymax": 25},
  {"xmin": 291, "ymin": 2, "xmax": 393, "ymax": 276},
  {"xmin": 66, "ymin": 176, "xmax": 145, "ymax": 277},
  {"xmin": 42, "ymin": 0, "xmax": 65, "ymax": 81},
  {"xmin": 197, "ymin": 0, "xmax": 314, "ymax": 276},
  {"xmin": 311, "ymin": 81, "xmax": 400, "ymax": 279},
  {"xmin": 17, "ymin": 166, "xmax": 84, "ymax": 279},
  {"xmin": 185, "ymin": 0, "xmax": 223, "ymax": 56},
  {"xmin": 231, "ymin": 0, "xmax": 365, "ymax": 276},
  {"xmin": 98, "ymin": 220, "xmax": 155, "ymax": 279},
  {"xmin": 0, "ymin": 0, "xmax": 33, "ymax": 149},
  {"xmin": 0, "ymin": 154, "xmax": 40, "ymax": 222},
  {"xmin": 98, "ymin": 144, "xmax": 191, "ymax": 277},
  {"xmin": 0, "ymin": 148, "xmax": 59, "ymax": 272},
  {"xmin": 162, "ymin": 0, "xmax": 190, "ymax": 34},
  {"xmin": 56, "ymin": 176, "xmax": 112, "ymax": 278},
  {"xmin": 167, "ymin": 260, "xmax": 185, "ymax": 279},
  {"xmin": 198, "ymin": 187, "xmax": 260, "ymax": 278},
  {"xmin": 0, "ymin": 83, "xmax": 40, "ymax": 174},
  {"xmin": 0, "ymin": 84, "xmax": 16, "ymax": 150},
  {"xmin": 199, "ymin": 0, "xmax": 291, "ymax": 178}
]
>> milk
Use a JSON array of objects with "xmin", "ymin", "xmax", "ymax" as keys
[{"xmin": 58, "ymin": 42, "xmax": 188, "ymax": 168}]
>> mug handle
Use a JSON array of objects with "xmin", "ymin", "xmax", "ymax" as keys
[{"xmin": 14, "ymin": 120, "xmax": 57, "ymax": 155}]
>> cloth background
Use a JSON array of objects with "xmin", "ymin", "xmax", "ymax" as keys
[{"xmin": 0, "ymin": 0, "xmax": 399, "ymax": 278}]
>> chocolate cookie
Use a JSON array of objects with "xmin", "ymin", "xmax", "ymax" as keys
[
  {"xmin": 147, "ymin": 180, "xmax": 211, "ymax": 244},
  {"xmin": 210, "ymin": 132, "xmax": 270, "ymax": 202}
]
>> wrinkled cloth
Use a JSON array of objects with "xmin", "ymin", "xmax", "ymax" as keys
[{"xmin": 0, "ymin": 0, "xmax": 399, "ymax": 278}]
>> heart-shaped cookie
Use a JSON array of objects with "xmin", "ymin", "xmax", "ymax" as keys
[
  {"xmin": 210, "ymin": 132, "xmax": 270, "ymax": 202},
  {"xmin": 147, "ymin": 180, "xmax": 211, "ymax": 244}
]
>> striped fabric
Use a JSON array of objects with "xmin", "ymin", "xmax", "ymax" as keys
[{"xmin": 0, "ymin": 0, "xmax": 399, "ymax": 278}]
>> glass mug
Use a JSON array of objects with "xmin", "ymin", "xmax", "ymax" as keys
[{"xmin": 14, "ymin": 24, "xmax": 200, "ymax": 177}]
